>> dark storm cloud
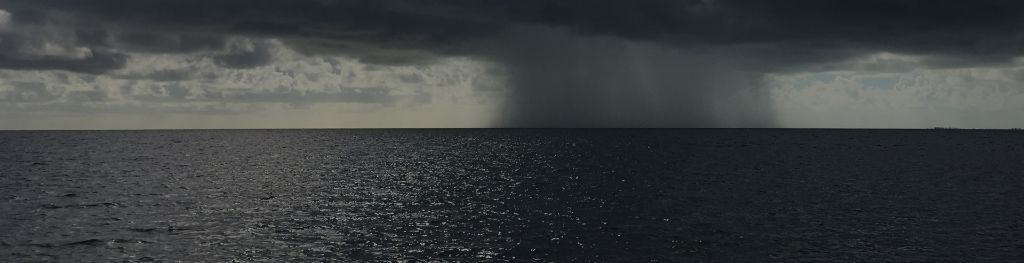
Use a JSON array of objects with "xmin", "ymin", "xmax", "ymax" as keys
[
  {"xmin": 0, "ymin": 51, "xmax": 128, "ymax": 74},
  {"xmin": 4, "ymin": 0, "xmax": 1024, "ymax": 66},
  {"xmin": 2, "ymin": 0, "xmax": 1024, "ymax": 126}
]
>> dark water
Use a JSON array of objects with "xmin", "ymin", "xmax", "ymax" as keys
[{"xmin": 1, "ymin": 129, "xmax": 1023, "ymax": 262}]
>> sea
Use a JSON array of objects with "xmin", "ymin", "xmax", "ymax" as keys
[{"xmin": 1, "ymin": 129, "xmax": 1023, "ymax": 262}]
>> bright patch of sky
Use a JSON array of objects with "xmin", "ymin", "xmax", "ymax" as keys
[{"xmin": 770, "ymin": 54, "xmax": 1024, "ymax": 129}]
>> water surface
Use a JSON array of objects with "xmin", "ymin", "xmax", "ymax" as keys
[{"xmin": 2, "ymin": 129, "xmax": 1023, "ymax": 261}]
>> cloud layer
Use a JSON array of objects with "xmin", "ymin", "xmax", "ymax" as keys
[{"xmin": 1, "ymin": 1, "xmax": 1024, "ymax": 128}]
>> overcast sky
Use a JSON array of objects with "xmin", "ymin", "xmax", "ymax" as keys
[{"xmin": 1, "ymin": 0, "xmax": 1023, "ymax": 129}]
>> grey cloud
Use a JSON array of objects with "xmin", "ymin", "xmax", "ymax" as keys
[
  {"xmin": 119, "ymin": 83, "xmax": 195, "ymax": 102},
  {"xmin": 116, "ymin": 69, "xmax": 193, "ymax": 82},
  {"xmin": 203, "ymin": 88, "xmax": 398, "ymax": 104},
  {"xmin": 0, "ymin": 16, "xmax": 129, "ymax": 73},
  {"xmin": 283, "ymin": 38, "xmax": 445, "ymax": 66},
  {"xmin": 0, "ymin": 81, "xmax": 108, "ymax": 103},
  {"xmin": 0, "ymin": 81, "xmax": 62, "ymax": 102},
  {"xmin": 919, "ymin": 55, "xmax": 1019, "ymax": 70},
  {"xmin": 112, "ymin": 32, "xmax": 225, "ymax": 53},
  {"xmin": 397, "ymin": 73, "xmax": 424, "ymax": 84},
  {"xmin": 0, "ymin": 100, "xmax": 248, "ymax": 115},
  {"xmin": 1011, "ymin": 69, "xmax": 1024, "ymax": 83},
  {"xmin": 0, "ymin": 51, "xmax": 128, "ymax": 74},
  {"xmin": 792, "ymin": 54, "xmax": 922, "ymax": 74},
  {"xmin": 66, "ymin": 88, "xmax": 109, "ymax": 102},
  {"xmin": 122, "ymin": 83, "xmax": 400, "ymax": 105},
  {"xmin": 213, "ymin": 40, "xmax": 273, "ymax": 69}
]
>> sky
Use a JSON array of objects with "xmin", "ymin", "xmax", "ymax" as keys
[{"xmin": 1, "ymin": 0, "xmax": 1023, "ymax": 129}]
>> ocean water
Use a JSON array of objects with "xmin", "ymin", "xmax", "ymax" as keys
[{"xmin": 1, "ymin": 129, "xmax": 1023, "ymax": 262}]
